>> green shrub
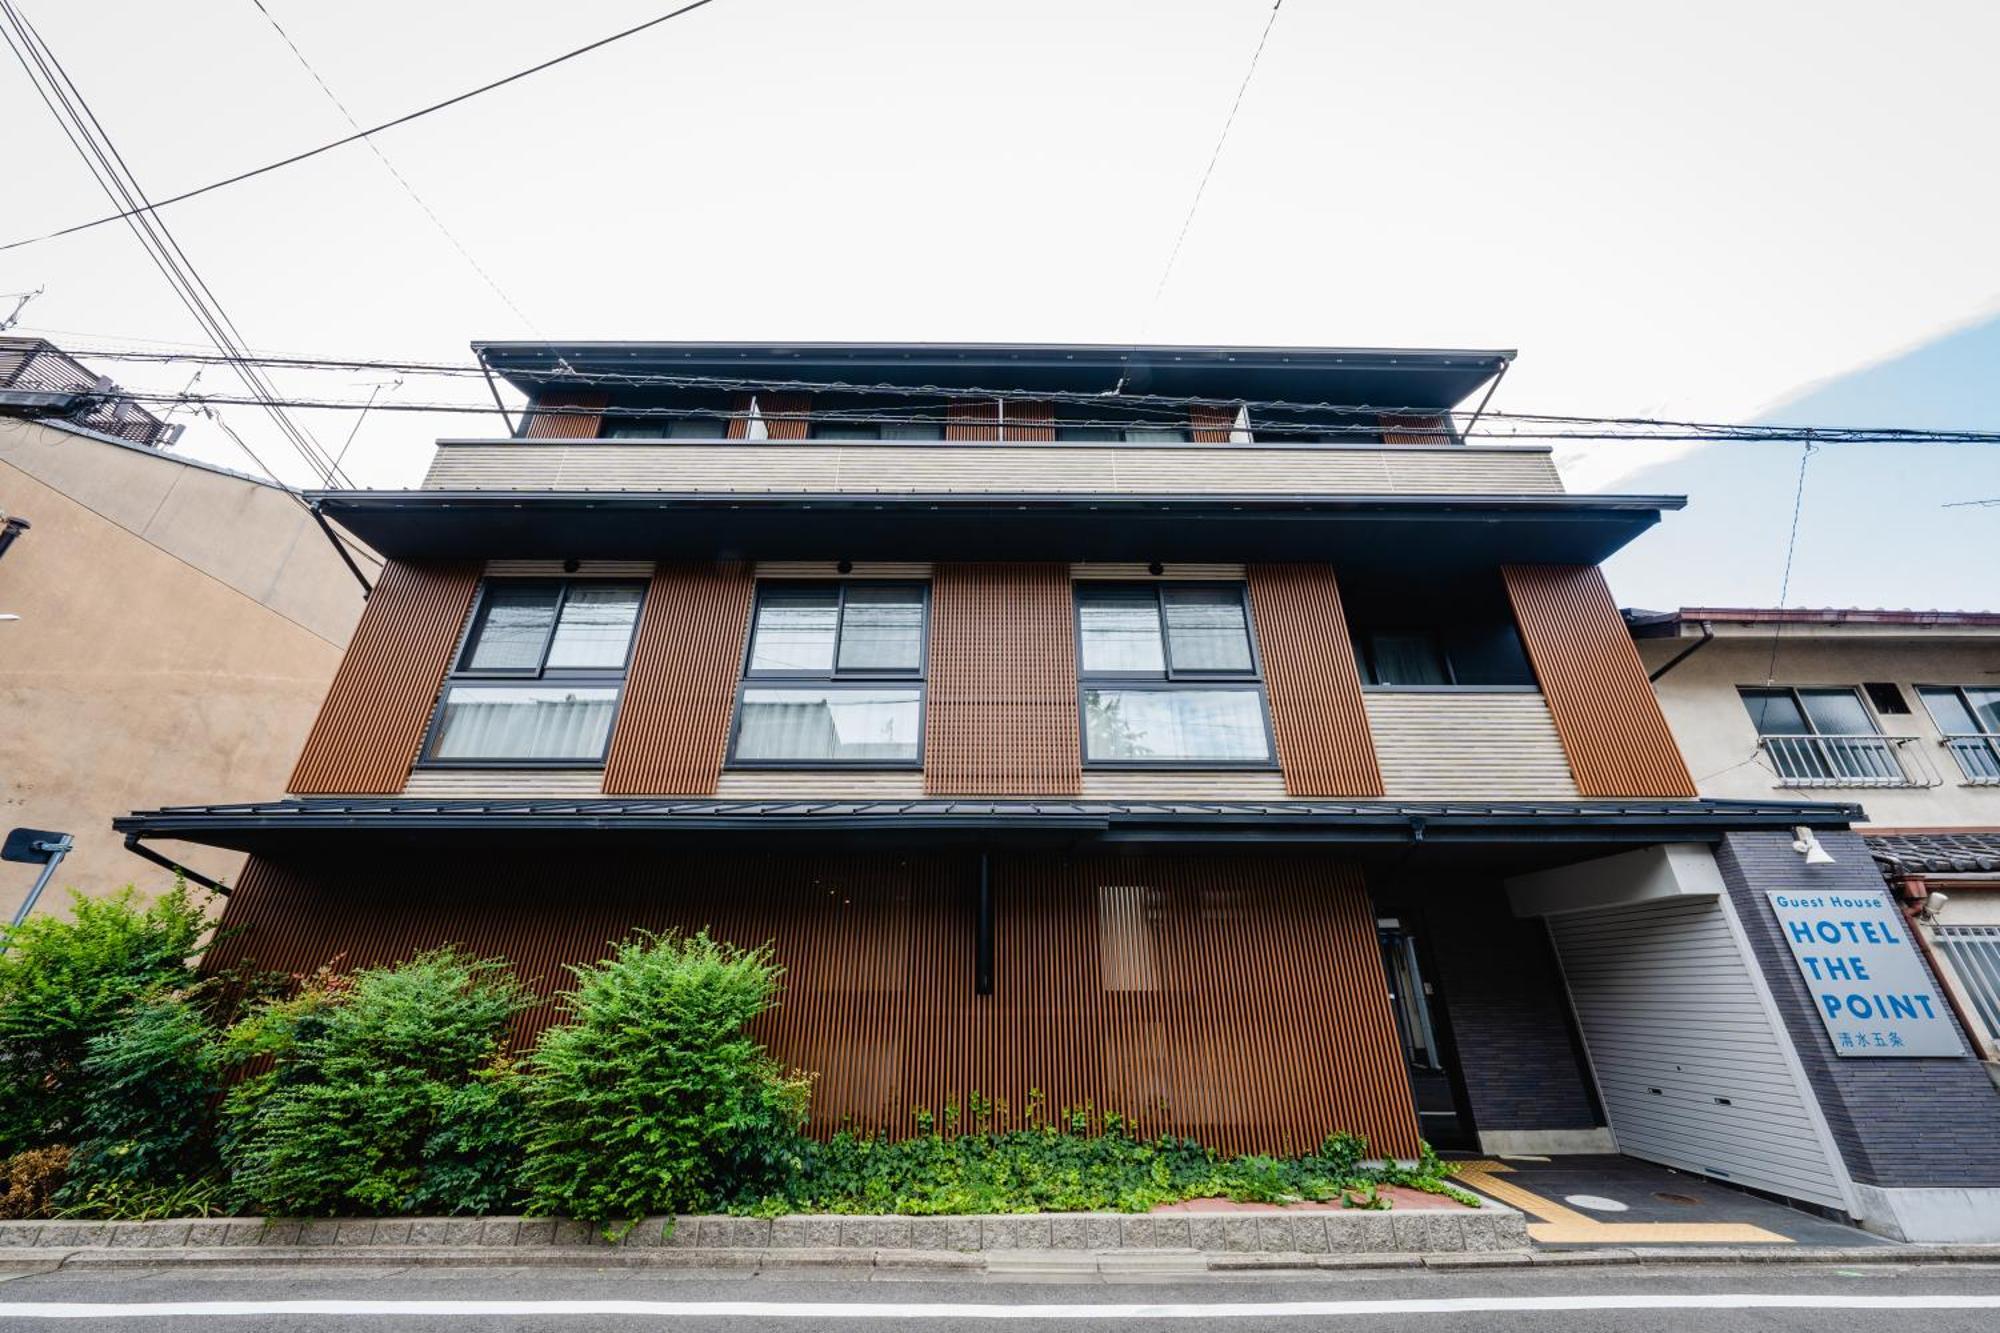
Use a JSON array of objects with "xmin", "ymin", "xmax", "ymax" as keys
[
  {"xmin": 521, "ymin": 931, "xmax": 809, "ymax": 1229},
  {"xmin": 221, "ymin": 948, "xmax": 527, "ymax": 1216},
  {"xmin": 0, "ymin": 883, "xmax": 211, "ymax": 1153},
  {"xmin": 0, "ymin": 1145, "xmax": 70, "ymax": 1219},
  {"xmin": 58, "ymin": 992, "xmax": 221, "ymax": 1204}
]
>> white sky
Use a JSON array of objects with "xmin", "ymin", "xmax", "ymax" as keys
[{"xmin": 5, "ymin": 1, "xmax": 1999, "ymax": 512}]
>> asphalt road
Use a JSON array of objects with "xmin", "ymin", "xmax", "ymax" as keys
[{"xmin": 3, "ymin": 1261, "xmax": 1999, "ymax": 1332}]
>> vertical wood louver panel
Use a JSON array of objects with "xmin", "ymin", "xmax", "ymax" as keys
[
  {"xmin": 523, "ymin": 390, "xmax": 608, "ymax": 439},
  {"xmin": 725, "ymin": 392, "xmax": 755, "ymax": 440},
  {"xmin": 759, "ymin": 392, "xmax": 812, "ymax": 441},
  {"xmin": 287, "ymin": 561, "xmax": 480, "ymax": 794},
  {"xmin": 1002, "ymin": 400, "xmax": 1054, "ymax": 441},
  {"xmin": 1378, "ymin": 413, "xmax": 1447, "ymax": 445},
  {"xmin": 1245, "ymin": 565, "xmax": 1384, "ymax": 797},
  {"xmin": 206, "ymin": 852, "xmax": 1421, "ymax": 1158},
  {"xmin": 1502, "ymin": 563, "xmax": 1698, "ymax": 798},
  {"xmin": 945, "ymin": 400, "xmax": 1000, "ymax": 442},
  {"xmin": 602, "ymin": 561, "xmax": 754, "ymax": 795},
  {"xmin": 1190, "ymin": 404, "xmax": 1235, "ymax": 443},
  {"xmin": 925, "ymin": 564, "xmax": 1080, "ymax": 795}
]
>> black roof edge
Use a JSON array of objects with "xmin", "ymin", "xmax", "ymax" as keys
[{"xmin": 309, "ymin": 491, "xmax": 1689, "ymax": 514}]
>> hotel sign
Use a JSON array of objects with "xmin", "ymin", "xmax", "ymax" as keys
[{"xmin": 1767, "ymin": 890, "xmax": 1961, "ymax": 1057}]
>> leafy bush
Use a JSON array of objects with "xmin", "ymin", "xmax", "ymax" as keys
[
  {"xmin": 0, "ymin": 1146, "xmax": 70, "ymax": 1220},
  {"xmin": 522, "ymin": 931, "xmax": 809, "ymax": 1229},
  {"xmin": 221, "ymin": 949, "xmax": 528, "ymax": 1216},
  {"xmin": 58, "ymin": 991, "xmax": 221, "ymax": 1205},
  {"xmin": 0, "ymin": 884, "xmax": 211, "ymax": 1153}
]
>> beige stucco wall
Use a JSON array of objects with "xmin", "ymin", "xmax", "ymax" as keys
[
  {"xmin": 1638, "ymin": 633, "xmax": 2000, "ymax": 827},
  {"xmin": 0, "ymin": 419, "xmax": 364, "ymax": 918}
]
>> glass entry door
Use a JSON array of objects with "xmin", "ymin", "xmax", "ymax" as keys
[{"xmin": 1378, "ymin": 921, "xmax": 1472, "ymax": 1147}]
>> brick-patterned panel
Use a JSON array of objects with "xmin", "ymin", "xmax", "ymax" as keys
[
  {"xmin": 925, "ymin": 564, "xmax": 1080, "ymax": 795},
  {"xmin": 1502, "ymin": 564, "xmax": 1697, "ymax": 798},
  {"xmin": 523, "ymin": 390, "xmax": 608, "ymax": 439},
  {"xmin": 1246, "ymin": 565, "xmax": 1384, "ymax": 797},
  {"xmin": 1715, "ymin": 831, "xmax": 2000, "ymax": 1189},
  {"xmin": 288, "ymin": 562, "xmax": 480, "ymax": 794},
  {"xmin": 205, "ymin": 852, "xmax": 1421, "ymax": 1158},
  {"xmin": 601, "ymin": 562, "xmax": 754, "ymax": 795}
]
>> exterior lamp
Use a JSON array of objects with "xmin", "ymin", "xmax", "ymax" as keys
[{"xmin": 1791, "ymin": 826, "xmax": 1836, "ymax": 865}]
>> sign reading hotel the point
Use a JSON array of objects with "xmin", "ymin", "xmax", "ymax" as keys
[{"xmin": 1767, "ymin": 889, "xmax": 1960, "ymax": 1057}]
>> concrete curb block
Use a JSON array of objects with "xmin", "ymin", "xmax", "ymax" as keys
[{"xmin": 0, "ymin": 1205, "xmax": 1530, "ymax": 1257}]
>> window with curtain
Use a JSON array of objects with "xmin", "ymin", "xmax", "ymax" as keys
[
  {"xmin": 730, "ymin": 582, "xmax": 927, "ymax": 766},
  {"xmin": 423, "ymin": 579, "xmax": 646, "ymax": 764},
  {"xmin": 1075, "ymin": 582, "xmax": 1273, "ymax": 765}
]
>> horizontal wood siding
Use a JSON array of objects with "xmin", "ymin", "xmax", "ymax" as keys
[
  {"xmin": 1080, "ymin": 771, "xmax": 1290, "ymax": 800},
  {"xmin": 925, "ymin": 564, "xmax": 1080, "ymax": 795},
  {"xmin": 288, "ymin": 561, "xmax": 480, "ymax": 794},
  {"xmin": 1363, "ymin": 692, "xmax": 1581, "ymax": 799},
  {"xmin": 601, "ymin": 562, "xmax": 755, "ymax": 795},
  {"xmin": 207, "ymin": 852, "xmax": 1420, "ymax": 1157},
  {"xmin": 1502, "ymin": 564, "xmax": 1698, "ymax": 798},
  {"xmin": 523, "ymin": 390, "xmax": 608, "ymax": 439},
  {"xmin": 1246, "ymin": 565, "xmax": 1383, "ymax": 797}
]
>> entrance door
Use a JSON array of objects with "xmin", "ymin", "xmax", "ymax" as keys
[{"xmin": 1378, "ymin": 921, "xmax": 1473, "ymax": 1148}]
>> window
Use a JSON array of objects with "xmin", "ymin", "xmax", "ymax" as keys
[
  {"xmin": 1075, "ymin": 583, "xmax": 1273, "ymax": 765},
  {"xmin": 1053, "ymin": 406, "xmax": 1190, "ymax": 443},
  {"xmin": 1739, "ymin": 686, "xmax": 1908, "ymax": 785},
  {"xmin": 1341, "ymin": 572, "xmax": 1536, "ymax": 688},
  {"xmin": 1933, "ymin": 925, "xmax": 2000, "ymax": 1048},
  {"xmin": 1919, "ymin": 686, "xmax": 2000, "ymax": 783},
  {"xmin": 603, "ymin": 414, "xmax": 727, "ymax": 439},
  {"xmin": 424, "ymin": 580, "xmax": 646, "ymax": 764},
  {"xmin": 730, "ymin": 582, "xmax": 927, "ymax": 766}
]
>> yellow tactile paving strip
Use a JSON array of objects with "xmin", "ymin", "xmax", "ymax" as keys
[{"xmin": 1452, "ymin": 1160, "xmax": 1791, "ymax": 1245}]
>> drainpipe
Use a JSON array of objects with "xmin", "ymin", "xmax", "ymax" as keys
[{"xmin": 1647, "ymin": 618, "xmax": 1714, "ymax": 683}]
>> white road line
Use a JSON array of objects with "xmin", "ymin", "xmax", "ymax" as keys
[{"xmin": 1, "ymin": 1295, "xmax": 1998, "ymax": 1319}]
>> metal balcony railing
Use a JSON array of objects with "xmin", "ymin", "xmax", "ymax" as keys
[
  {"xmin": 1941, "ymin": 734, "xmax": 2000, "ymax": 786},
  {"xmin": 1759, "ymin": 734, "xmax": 1940, "ymax": 788}
]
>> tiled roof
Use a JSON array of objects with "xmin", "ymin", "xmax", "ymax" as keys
[{"xmin": 1867, "ymin": 831, "xmax": 2000, "ymax": 875}]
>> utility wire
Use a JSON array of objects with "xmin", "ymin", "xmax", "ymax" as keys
[
  {"xmin": 1763, "ymin": 438, "xmax": 1818, "ymax": 686},
  {"xmin": 245, "ymin": 0, "xmax": 540, "ymax": 335},
  {"xmin": 0, "ymin": 0, "xmax": 726, "ymax": 253},
  {"xmin": 1144, "ymin": 0, "xmax": 1284, "ymax": 327}
]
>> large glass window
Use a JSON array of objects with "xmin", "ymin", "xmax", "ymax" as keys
[
  {"xmin": 1075, "ymin": 583, "xmax": 1273, "ymax": 765},
  {"xmin": 425, "ymin": 579, "xmax": 645, "ymax": 764},
  {"xmin": 1340, "ymin": 571, "xmax": 1536, "ymax": 688},
  {"xmin": 1919, "ymin": 686, "xmax": 2000, "ymax": 783},
  {"xmin": 1739, "ymin": 686, "xmax": 1906, "ymax": 785},
  {"xmin": 1054, "ymin": 405, "xmax": 1190, "ymax": 443},
  {"xmin": 731, "ymin": 582, "xmax": 927, "ymax": 766}
]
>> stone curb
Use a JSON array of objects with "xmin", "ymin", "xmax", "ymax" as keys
[{"xmin": 0, "ymin": 1205, "xmax": 1530, "ymax": 1256}]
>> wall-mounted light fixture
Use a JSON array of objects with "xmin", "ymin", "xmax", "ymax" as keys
[{"xmin": 1791, "ymin": 826, "xmax": 1835, "ymax": 865}]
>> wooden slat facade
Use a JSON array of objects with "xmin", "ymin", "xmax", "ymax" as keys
[
  {"xmin": 760, "ymin": 392, "xmax": 812, "ymax": 441},
  {"xmin": 1246, "ymin": 564, "xmax": 1384, "ymax": 797},
  {"xmin": 1001, "ymin": 400, "xmax": 1054, "ymax": 441},
  {"xmin": 601, "ymin": 562, "xmax": 755, "ymax": 795},
  {"xmin": 1501, "ymin": 563, "xmax": 1697, "ymax": 798},
  {"xmin": 945, "ymin": 400, "xmax": 1000, "ymax": 442},
  {"xmin": 1378, "ymin": 413, "xmax": 1448, "ymax": 445},
  {"xmin": 205, "ymin": 851, "xmax": 1421, "ymax": 1157},
  {"xmin": 1190, "ymin": 404, "xmax": 1236, "ymax": 443},
  {"xmin": 288, "ymin": 561, "xmax": 480, "ymax": 794},
  {"xmin": 924, "ymin": 563, "xmax": 1081, "ymax": 795},
  {"xmin": 523, "ymin": 390, "xmax": 608, "ymax": 439}
]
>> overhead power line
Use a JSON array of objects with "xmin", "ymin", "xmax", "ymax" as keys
[
  {"xmin": 0, "ymin": 0, "xmax": 726, "ymax": 253},
  {"xmin": 245, "ymin": 0, "xmax": 540, "ymax": 335}
]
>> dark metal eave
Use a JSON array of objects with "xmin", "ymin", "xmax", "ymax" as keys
[
  {"xmin": 308, "ymin": 491, "xmax": 1684, "ymax": 568},
  {"xmin": 117, "ymin": 797, "xmax": 1861, "ymax": 869},
  {"xmin": 471, "ymin": 341, "xmax": 1515, "ymax": 414}
]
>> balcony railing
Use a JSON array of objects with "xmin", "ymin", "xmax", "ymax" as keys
[
  {"xmin": 1759, "ymin": 734, "xmax": 1941, "ymax": 789},
  {"xmin": 1942, "ymin": 734, "xmax": 2000, "ymax": 786}
]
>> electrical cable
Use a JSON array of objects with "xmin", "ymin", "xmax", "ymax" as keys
[{"xmin": 0, "ymin": 0, "xmax": 727, "ymax": 253}]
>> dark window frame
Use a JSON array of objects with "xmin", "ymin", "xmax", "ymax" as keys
[
  {"xmin": 727, "ymin": 580, "xmax": 930, "ymax": 770},
  {"xmin": 1073, "ymin": 580, "xmax": 1278, "ymax": 770},
  {"xmin": 417, "ymin": 577, "xmax": 648, "ymax": 769},
  {"xmin": 1737, "ymin": 684, "xmax": 1885, "ymax": 737}
]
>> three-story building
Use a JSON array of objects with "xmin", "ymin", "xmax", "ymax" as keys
[{"xmin": 118, "ymin": 342, "xmax": 1998, "ymax": 1240}]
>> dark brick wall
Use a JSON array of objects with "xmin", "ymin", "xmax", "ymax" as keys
[
  {"xmin": 1421, "ymin": 883, "xmax": 1602, "ymax": 1133},
  {"xmin": 1717, "ymin": 830, "xmax": 2000, "ymax": 1189}
]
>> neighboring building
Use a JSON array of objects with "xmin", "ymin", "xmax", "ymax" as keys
[
  {"xmin": 118, "ymin": 342, "xmax": 2000, "ymax": 1240},
  {"xmin": 1632, "ymin": 608, "xmax": 2000, "ymax": 1078},
  {"xmin": 0, "ymin": 343, "xmax": 369, "ymax": 914}
]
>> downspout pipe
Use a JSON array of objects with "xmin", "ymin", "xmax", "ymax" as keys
[{"xmin": 1648, "ymin": 618, "xmax": 1714, "ymax": 683}]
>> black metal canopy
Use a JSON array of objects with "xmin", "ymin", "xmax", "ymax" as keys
[
  {"xmin": 309, "ymin": 491, "xmax": 1683, "ymax": 568},
  {"xmin": 118, "ymin": 796, "xmax": 1860, "ymax": 874},
  {"xmin": 474, "ymin": 341, "xmax": 1515, "ymax": 414}
]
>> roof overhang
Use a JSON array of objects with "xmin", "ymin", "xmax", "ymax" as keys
[
  {"xmin": 309, "ymin": 491, "xmax": 1682, "ymax": 569},
  {"xmin": 472, "ymin": 342, "xmax": 1514, "ymax": 414},
  {"xmin": 118, "ymin": 797, "xmax": 1860, "ymax": 873}
]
